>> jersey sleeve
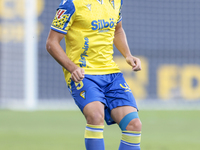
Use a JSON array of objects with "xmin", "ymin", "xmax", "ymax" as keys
[
  {"xmin": 51, "ymin": 0, "xmax": 76, "ymax": 34},
  {"xmin": 117, "ymin": 0, "xmax": 123, "ymax": 23}
]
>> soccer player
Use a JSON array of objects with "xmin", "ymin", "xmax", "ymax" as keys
[{"xmin": 46, "ymin": 0, "xmax": 142, "ymax": 149}]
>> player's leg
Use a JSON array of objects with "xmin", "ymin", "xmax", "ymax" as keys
[
  {"xmin": 68, "ymin": 75, "xmax": 111, "ymax": 150},
  {"xmin": 104, "ymin": 73, "xmax": 141, "ymax": 150},
  {"xmin": 83, "ymin": 101, "xmax": 105, "ymax": 150},
  {"xmin": 83, "ymin": 101, "xmax": 105, "ymax": 125},
  {"xmin": 111, "ymin": 106, "xmax": 142, "ymax": 150}
]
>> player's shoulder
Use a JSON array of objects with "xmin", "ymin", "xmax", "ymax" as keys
[
  {"xmin": 58, "ymin": 0, "xmax": 75, "ymax": 10},
  {"xmin": 115, "ymin": 0, "xmax": 123, "ymax": 6},
  {"xmin": 119, "ymin": 0, "xmax": 123, "ymax": 6},
  {"xmin": 58, "ymin": 0, "xmax": 84, "ymax": 10}
]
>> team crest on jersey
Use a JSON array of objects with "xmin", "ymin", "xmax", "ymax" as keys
[
  {"xmin": 86, "ymin": 4, "xmax": 91, "ymax": 11},
  {"xmin": 56, "ymin": 9, "xmax": 67, "ymax": 20},
  {"xmin": 109, "ymin": 0, "xmax": 115, "ymax": 9},
  {"xmin": 80, "ymin": 91, "xmax": 86, "ymax": 99},
  {"xmin": 97, "ymin": 0, "xmax": 103, "ymax": 4}
]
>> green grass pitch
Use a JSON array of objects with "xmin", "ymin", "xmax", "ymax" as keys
[{"xmin": 0, "ymin": 110, "xmax": 200, "ymax": 150}]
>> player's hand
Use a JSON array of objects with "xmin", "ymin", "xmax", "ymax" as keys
[
  {"xmin": 71, "ymin": 67, "xmax": 85, "ymax": 83},
  {"xmin": 126, "ymin": 55, "xmax": 142, "ymax": 71}
]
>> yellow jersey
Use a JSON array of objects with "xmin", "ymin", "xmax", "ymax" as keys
[{"xmin": 51, "ymin": 0, "xmax": 123, "ymax": 83}]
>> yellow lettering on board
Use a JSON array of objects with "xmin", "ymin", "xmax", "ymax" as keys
[
  {"xmin": 181, "ymin": 65, "xmax": 200, "ymax": 100},
  {"xmin": 0, "ymin": 0, "xmax": 13, "ymax": 19},
  {"xmin": 17, "ymin": 0, "xmax": 45, "ymax": 18},
  {"xmin": 157, "ymin": 65, "xmax": 179, "ymax": 99},
  {"xmin": 0, "ymin": 23, "xmax": 44, "ymax": 43},
  {"xmin": 0, "ymin": 0, "xmax": 44, "ymax": 19},
  {"xmin": 0, "ymin": 23, "xmax": 24, "ymax": 43}
]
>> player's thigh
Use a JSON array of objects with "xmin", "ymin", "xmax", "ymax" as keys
[
  {"xmin": 111, "ymin": 106, "xmax": 137, "ymax": 125},
  {"xmin": 105, "ymin": 73, "xmax": 139, "ymax": 125},
  {"xmin": 83, "ymin": 101, "xmax": 105, "ymax": 125}
]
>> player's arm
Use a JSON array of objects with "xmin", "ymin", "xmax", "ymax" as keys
[
  {"xmin": 46, "ymin": 29, "xmax": 84, "ymax": 83},
  {"xmin": 114, "ymin": 21, "xmax": 142, "ymax": 71}
]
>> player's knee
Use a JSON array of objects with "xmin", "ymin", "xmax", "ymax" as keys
[
  {"xmin": 86, "ymin": 111, "xmax": 104, "ymax": 125},
  {"xmin": 119, "ymin": 111, "xmax": 141, "ymax": 131},
  {"xmin": 126, "ymin": 118, "xmax": 142, "ymax": 131}
]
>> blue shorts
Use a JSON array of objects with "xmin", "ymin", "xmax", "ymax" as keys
[{"xmin": 68, "ymin": 73, "xmax": 138, "ymax": 125}]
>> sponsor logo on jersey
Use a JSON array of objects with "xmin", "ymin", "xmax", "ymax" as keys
[
  {"xmin": 79, "ymin": 37, "xmax": 89, "ymax": 67},
  {"xmin": 91, "ymin": 18, "xmax": 116, "ymax": 31},
  {"xmin": 56, "ymin": 9, "xmax": 67, "ymax": 20},
  {"xmin": 120, "ymin": 83, "xmax": 132, "ymax": 92}
]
